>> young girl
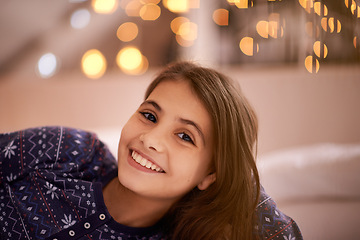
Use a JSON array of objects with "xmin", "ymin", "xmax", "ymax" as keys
[{"xmin": 0, "ymin": 62, "xmax": 302, "ymax": 239}]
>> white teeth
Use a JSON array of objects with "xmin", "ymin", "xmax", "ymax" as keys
[{"xmin": 131, "ymin": 151, "xmax": 163, "ymax": 173}]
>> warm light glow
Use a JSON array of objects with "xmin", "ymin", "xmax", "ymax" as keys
[
  {"xmin": 350, "ymin": 0, "xmax": 357, "ymax": 14},
  {"xmin": 305, "ymin": 55, "xmax": 319, "ymax": 73},
  {"xmin": 345, "ymin": 0, "xmax": 349, "ymax": 8},
  {"xmin": 117, "ymin": 22, "xmax": 138, "ymax": 42},
  {"xmin": 328, "ymin": 17, "xmax": 341, "ymax": 33},
  {"xmin": 92, "ymin": 0, "xmax": 118, "ymax": 14},
  {"xmin": 256, "ymin": 21, "xmax": 269, "ymax": 39},
  {"xmin": 70, "ymin": 9, "xmax": 91, "ymax": 29},
  {"xmin": 239, "ymin": 37, "xmax": 259, "ymax": 56},
  {"xmin": 235, "ymin": 0, "xmax": 248, "ymax": 8},
  {"xmin": 314, "ymin": 2, "xmax": 328, "ymax": 16},
  {"xmin": 116, "ymin": 46, "xmax": 146, "ymax": 75},
  {"xmin": 299, "ymin": 0, "xmax": 314, "ymax": 13},
  {"xmin": 125, "ymin": 0, "xmax": 142, "ymax": 17},
  {"xmin": 171, "ymin": 17, "xmax": 189, "ymax": 34},
  {"xmin": 354, "ymin": 36, "xmax": 357, "ymax": 48},
  {"xmin": 178, "ymin": 22, "xmax": 197, "ymax": 41},
  {"xmin": 142, "ymin": 0, "xmax": 160, "ymax": 4},
  {"xmin": 37, "ymin": 53, "xmax": 58, "ymax": 78},
  {"xmin": 321, "ymin": 17, "xmax": 328, "ymax": 32},
  {"xmin": 139, "ymin": 3, "xmax": 161, "ymax": 21},
  {"xmin": 313, "ymin": 41, "xmax": 328, "ymax": 58},
  {"xmin": 81, "ymin": 49, "xmax": 107, "ymax": 79},
  {"xmin": 175, "ymin": 34, "xmax": 194, "ymax": 47},
  {"xmin": 267, "ymin": 13, "xmax": 284, "ymax": 38},
  {"xmin": 164, "ymin": 0, "xmax": 189, "ymax": 13},
  {"xmin": 213, "ymin": 9, "xmax": 229, "ymax": 26}
]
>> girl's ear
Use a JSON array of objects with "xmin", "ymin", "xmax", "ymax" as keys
[{"xmin": 197, "ymin": 173, "xmax": 216, "ymax": 190}]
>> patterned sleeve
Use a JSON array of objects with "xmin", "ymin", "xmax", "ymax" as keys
[
  {"xmin": 255, "ymin": 186, "xmax": 303, "ymax": 240},
  {"xmin": 0, "ymin": 126, "xmax": 117, "ymax": 186}
]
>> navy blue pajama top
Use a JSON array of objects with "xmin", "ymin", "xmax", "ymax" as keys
[{"xmin": 0, "ymin": 126, "xmax": 302, "ymax": 240}]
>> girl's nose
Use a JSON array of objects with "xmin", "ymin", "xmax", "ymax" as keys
[{"xmin": 139, "ymin": 127, "xmax": 166, "ymax": 152}]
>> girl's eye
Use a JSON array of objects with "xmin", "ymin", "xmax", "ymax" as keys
[
  {"xmin": 177, "ymin": 132, "xmax": 194, "ymax": 144},
  {"xmin": 140, "ymin": 112, "xmax": 157, "ymax": 123}
]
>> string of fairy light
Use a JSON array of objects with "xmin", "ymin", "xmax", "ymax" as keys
[{"xmin": 36, "ymin": 0, "xmax": 360, "ymax": 79}]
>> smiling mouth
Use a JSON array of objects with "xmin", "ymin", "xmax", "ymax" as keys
[{"xmin": 131, "ymin": 151, "xmax": 165, "ymax": 173}]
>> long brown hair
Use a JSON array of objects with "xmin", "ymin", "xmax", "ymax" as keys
[{"xmin": 145, "ymin": 62, "xmax": 260, "ymax": 240}]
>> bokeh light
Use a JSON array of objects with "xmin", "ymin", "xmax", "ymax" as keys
[
  {"xmin": 239, "ymin": 37, "xmax": 259, "ymax": 56},
  {"xmin": 116, "ymin": 46, "xmax": 148, "ymax": 75},
  {"xmin": 37, "ymin": 53, "xmax": 58, "ymax": 78},
  {"xmin": 117, "ymin": 22, "xmax": 138, "ymax": 42},
  {"xmin": 314, "ymin": 2, "xmax": 328, "ymax": 16},
  {"xmin": 142, "ymin": 0, "xmax": 161, "ymax": 4},
  {"xmin": 328, "ymin": 17, "xmax": 341, "ymax": 33},
  {"xmin": 213, "ymin": 9, "xmax": 229, "ymax": 26},
  {"xmin": 177, "ymin": 21, "xmax": 197, "ymax": 41},
  {"xmin": 163, "ymin": 0, "xmax": 189, "ymax": 13},
  {"xmin": 124, "ymin": 0, "xmax": 142, "ymax": 17},
  {"xmin": 256, "ymin": 21, "xmax": 269, "ymax": 39},
  {"xmin": 354, "ymin": 36, "xmax": 358, "ymax": 48},
  {"xmin": 70, "ymin": 9, "xmax": 91, "ymax": 29},
  {"xmin": 313, "ymin": 41, "xmax": 328, "ymax": 58},
  {"xmin": 170, "ymin": 17, "xmax": 189, "ymax": 34},
  {"xmin": 305, "ymin": 55, "xmax": 319, "ymax": 73},
  {"xmin": 81, "ymin": 49, "xmax": 107, "ymax": 79},
  {"xmin": 235, "ymin": 0, "xmax": 253, "ymax": 9},
  {"xmin": 92, "ymin": 0, "xmax": 118, "ymax": 14},
  {"xmin": 139, "ymin": 3, "xmax": 161, "ymax": 21},
  {"xmin": 299, "ymin": 0, "xmax": 314, "ymax": 13}
]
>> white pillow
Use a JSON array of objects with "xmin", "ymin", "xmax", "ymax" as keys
[{"xmin": 257, "ymin": 143, "xmax": 360, "ymax": 202}]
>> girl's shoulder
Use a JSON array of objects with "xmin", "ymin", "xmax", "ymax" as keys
[{"xmin": 255, "ymin": 186, "xmax": 303, "ymax": 239}]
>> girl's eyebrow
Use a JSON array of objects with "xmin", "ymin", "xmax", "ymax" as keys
[
  {"xmin": 140, "ymin": 100, "xmax": 162, "ymax": 111},
  {"xmin": 140, "ymin": 100, "xmax": 206, "ymax": 145}
]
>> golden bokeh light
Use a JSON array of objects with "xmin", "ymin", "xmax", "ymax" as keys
[
  {"xmin": 313, "ymin": 41, "xmax": 328, "ymax": 58},
  {"xmin": 175, "ymin": 34, "xmax": 194, "ymax": 47},
  {"xmin": 178, "ymin": 22, "xmax": 197, "ymax": 41},
  {"xmin": 125, "ymin": 0, "xmax": 142, "ymax": 17},
  {"xmin": 171, "ymin": 17, "xmax": 189, "ymax": 34},
  {"xmin": 268, "ymin": 13, "xmax": 284, "ymax": 39},
  {"xmin": 305, "ymin": 55, "xmax": 319, "ymax": 73},
  {"xmin": 81, "ymin": 49, "xmax": 107, "ymax": 79},
  {"xmin": 163, "ymin": 0, "xmax": 189, "ymax": 13},
  {"xmin": 354, "ymin": 36, "xmax": 357, "ymax": 48},
  {"xmin": 299, "ymin": 0, "xmax": 314, "ymax": 13},
  {"xmin": 116, "ymin": 46, "xmax": 148, "ymax": 75},
  {"xmin": 140, "ymin": 3, "xmax": 161, "ymax": 21},
  {"xmin": 142, "ymin": 0, "xmax": 161, "ymax": 4},
  {"xmin": 328, "ymin": 17, "xmax": 341, "ymax": 33},
  {"xmin": 321, "ymin": 17, "xmax": 328, "ymax": 32},
  {"xmin": 268, "ymin": 21, "xmax": 284, "ymax": 38},
  {"xmin": 256, "ymin": 21, "xmax": 269, "ymax": 39},
  {"xmin": 213, "ymin": 9, "xmax": 229, "ymax": 26},
  {"xmin": 117, "ymin": 22, "xmax": 138, "ymax": 42},
  {"xmin": 92, "ymin": 0, "xmax": 118, "ymax": 14},
  {"xmin": 350, "ymin": 0, "xmax": 357, "ymax": 14},
  {"xmin": 239, "ymin": 37, "xmax": 259, "ymax": 56},
  {"xmin": 314, "ymin": 2, "xmax": 328, "ymax": 16}
]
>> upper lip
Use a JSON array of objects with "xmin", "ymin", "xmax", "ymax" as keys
[{"xmin": 130, "ymin": 148, "xmax": 165, "ymax": 173}]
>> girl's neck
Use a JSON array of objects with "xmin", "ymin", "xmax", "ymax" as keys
[{"xmin": 102, "ymin": 177, "xmax": 172, "ymax": 228}]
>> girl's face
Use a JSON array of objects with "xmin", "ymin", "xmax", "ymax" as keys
[{"xmin": 117, "ymin": 79, "xmax": 215, "ymax": 204}]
